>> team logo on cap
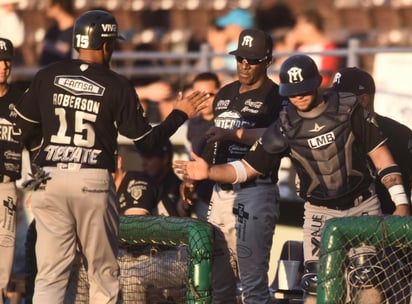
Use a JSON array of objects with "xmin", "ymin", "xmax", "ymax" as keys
[
  {"xmin": 0, "ymin": 40, "xmax": 8, "ymax": 52},
  {"xmin": 333, "ymin": 72, "xmax": 342, "ymax": 85},
  {"xmin": 241, "ymin": 35, "xmax": 253, "ymax": 48},
  {"xmin": 287, "ymin": 67, "xmax": 304, "ymax": 83}
]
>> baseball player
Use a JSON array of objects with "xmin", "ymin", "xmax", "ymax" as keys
[
  {"xmin": 174, "ymin": 54, "xmax": 410, "ymax": 303},
  {"xmin": 332, "ymin": 67, "xmax": 412, "ymax": 303},
  {"xmin": 331, "ymin": 67, "xmax": 412, "ymax": 213},
  {"xmin": 183, "ymin": 72, "xmax": 221, "ymax": 221},
  {"xmin": 11, "ymin": 10, "xmax": 209, "ymax": 304},
  {"xmin": 0, "ymin": 37, "xmax": 34, "ymax": 304},
  {"xmin": 138, "ymin": 138, "xmax": 184, "ymax": 217},
  {"xmin": 182, "ymin": 29, "xmax": 284, "ymax": 304}
]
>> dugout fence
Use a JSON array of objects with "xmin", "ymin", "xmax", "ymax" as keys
[
  {"xmin": 66, "ymin": 215, "xmax": 213, "ymax": 304},
  {"xmin": 317, "ymin": 215, "xmax": 412, "ymax": 304},
  {"xmin": 119, "ymin": 215, "xmax": 213, "ymax": 304}
]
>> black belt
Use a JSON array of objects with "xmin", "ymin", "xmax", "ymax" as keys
[
  {"xmin": 219, "ymin": 179, "xmax": 257, "ymax": 191},
  {"xmin": 309, "ymin": 190, "xmax": 372, "ymax": 211}
]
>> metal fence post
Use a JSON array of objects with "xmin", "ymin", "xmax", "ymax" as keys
[{"xmin": 347, "ymin": 38, "xmax": 360, "ymax": 67}]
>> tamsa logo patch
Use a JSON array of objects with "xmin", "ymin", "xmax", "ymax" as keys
[
  {"xmin": 54, "ymin": 76, "xmax": 105, "ymax": 96},
  {"xmin": 308, "ymin": 131, "xmax": 335, "ymax": 149}
]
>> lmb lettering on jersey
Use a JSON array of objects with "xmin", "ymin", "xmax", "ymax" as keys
[{"xmin": 308, "ymin": 131, "xmax": 335, "ymax": 149}]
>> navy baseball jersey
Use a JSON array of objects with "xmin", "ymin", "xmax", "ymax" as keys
[
  {"xmin": 211, "ymin": 78, "xmax": 282, "ymax": 165},
  {"xmin": 0, "ymin": 84, "xmax": 25, "ymax": 181},
  {"xmin": 13, "ymin": 59, "xmax": 153, "ymax": 172}
]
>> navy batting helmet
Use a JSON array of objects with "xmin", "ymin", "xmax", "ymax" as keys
[
  {"xmin": 279, "ymin": 54, "xmax": 322, "ymax": 96},
  {"xmin": 73, "ymin": 10, "xmax": 124, "ymax": 51}
]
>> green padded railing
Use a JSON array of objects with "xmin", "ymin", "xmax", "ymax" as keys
[
  {"xmin": 119, "ymin": 215, "xmax": 214, "ymax": 304},
  {"xmin": 317, "ymin": 215, "xmax": 412, "ymax": 304}
]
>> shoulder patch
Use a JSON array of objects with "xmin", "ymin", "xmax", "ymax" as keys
[{"xmin": 54, "ymin": 75, "xmax": 105, "ymax": 96}]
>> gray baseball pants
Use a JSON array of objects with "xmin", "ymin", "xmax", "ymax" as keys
[
  {"xmin": 0, "ymin": 182, "xmax": 17, "ymax": 304},
  {"xmin": 208, "ymin": 183, "xmax": 280, "ymax": 304},
  {"xmin": 31, "ymin": 167, "xmax": 119, "ymax": 304}
]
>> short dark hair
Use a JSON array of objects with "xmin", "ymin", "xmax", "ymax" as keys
[
  {"xmin": 298, "ymin": 9, "xmax": 324, "ymax": 32},
  {"xmin": 51, "ymin": 0, "xmax": 75, "ymax": 15},
  {"xmin": 193, "ymin": 72, "xmax": 221, "ymax": 89}
]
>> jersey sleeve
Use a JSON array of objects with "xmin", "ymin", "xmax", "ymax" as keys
[
  {"xmin": 351, "ymin": 106, "xmax": 386, "ymax": 153},
  {"xmin": 13, "ymin": 75, "xmax": 42, "ymax": 143},
  {"xmin": 243, "ymin": 138, "xmax": 282, "ymax": 175},
  {"xmin": 115, "ymin": 84, "xmax": 152, "ymax": 140}
]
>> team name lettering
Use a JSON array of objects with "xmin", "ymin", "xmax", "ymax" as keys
[
  {"xmin": 0, "ymin": 125, "xmax": 13, "ymax": 141},
  {"xmin": 307, "ymin": 131, "xmax": 335, "ymax": 149},
  {"xmin": 54, "ymin": 76, "xmax": 105, "ymax": 96},
  {"xmin": 214, "ymin": 119, "xmax": 252, "ymax": 130},
  {"xmin": 53, "ymin": 94, "xmax": 100, "ymax": 114},
  {"xmin": 44, "ymin": 145, "xmax": 101, "ymax": 165}
]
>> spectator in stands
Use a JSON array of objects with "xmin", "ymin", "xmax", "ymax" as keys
[
  {"xmin": 292, "ymin": 9, "xmax": 340, "ymax": 88},
  {"xmin": 39, "ymin": 0, "xmax": 75, "ymax": 66},
  {"xmin": 183, "ymin": 72, "xmax": 221, "ymax": 220},
  {"xmin": 215, "ymin": 8, "xmax": 254, "ymax": 73},
  {"xmin": 0, "ymin": 0, "xmax": 25, "ymax": 64}
]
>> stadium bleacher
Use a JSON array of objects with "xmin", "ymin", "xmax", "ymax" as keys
[{"xmin": 13, "ymin": 0, "xmax": 412, "ymax": 69}]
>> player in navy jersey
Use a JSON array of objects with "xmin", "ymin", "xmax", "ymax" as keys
[
  {"xmin": 0, "ymin": 37, "xmax": 30, "ymax": 304},
  {"xmin": 11, "ymin": 10, "xmax": 209, "ymax": 304},
  {"xmin": 182, "ymin": 29, "xmax": 284, "ymax": 303}
]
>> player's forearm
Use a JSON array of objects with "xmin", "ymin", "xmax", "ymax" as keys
[
  {"xmin": 208, "ymin": 160, "xmax": 259, "ymax": 184},
  {"xmin": 369, "ymin": 144, "xmax": 410, "ymax": 211},
  {"xmin": 234, "ymin": 128, "xmax": 267, "ymax": 145}
]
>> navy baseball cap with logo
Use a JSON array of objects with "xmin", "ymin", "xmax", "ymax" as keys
[
  {"xmin": 229, "ymin": 29, "xmax": 273, "ymax": 60},
  {"xmin": 279, "ymin": 54, "xmax": 322, "ymax": 96},
  {"xmin": 0, "ymin": 38, "xmax": 14, "ymax": 61},
  {"xmin": 332, "ymin": 67, "xmax": 376, "ymax": 95}
]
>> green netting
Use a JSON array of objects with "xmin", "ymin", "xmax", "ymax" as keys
[
  {"xmin": 119, "ymin": 215, "xmax": 214, "ymax": 304},
  {"xmin": 318, "ymin": 215, "xmax": 412, "ymax": 304}
]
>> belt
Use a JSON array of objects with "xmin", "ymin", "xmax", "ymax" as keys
[
  {"xmin": 218, "ymin": 179, "xmax": 257, "ymax": 191},
  {"xmin": 309, "ymin": 190, "xmax": 372, "ymax": 211}
]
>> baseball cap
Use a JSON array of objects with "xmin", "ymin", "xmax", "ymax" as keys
[
  {"xmin": 216, "ymin": 8, "xmax": 254, "ymax": 29},
  {"xmin": 229, "ymin": 29, "xmax": 273, "ymax": 60},
  {"xmin": 279, "ymin": 54, "xmax": 321, "ymax": 96},
  {"xmin": 332, "ymin": 67, "xmax": 376, "ymax": 95},
  {"xmin": 139, "ymin": 139, "xmax": 173, "ymax": 158},
  {"xmin": 0, "ymin": 38, "xmax": 13, "ymax": 61}
]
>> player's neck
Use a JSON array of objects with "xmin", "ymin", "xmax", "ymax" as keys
[{"xmin": 0, "ymin": 83, "xmax": 9, "ymax": 97}]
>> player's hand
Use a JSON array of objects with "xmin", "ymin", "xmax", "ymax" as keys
[
  {"xmin": 179, "ymin": 180, "xmax": 197, "ymax": 205},
  {"xmin": 173, "ymin": 91, "xmax": 210, "ymax": 119},
  {"xmin": 392, "ymin": 204, "xmax": 411, "ymax": 216},
  {"xmin": 173, "ymin": 152, "xmax": 209, "ymax": 181},
  {"xmin": 205, "ymin": 126, "xmax": 234, "ymax": 142}
]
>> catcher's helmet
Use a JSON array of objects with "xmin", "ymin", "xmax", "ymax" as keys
[
  {"xmin": 279, "ymin": 54, "xmax": 322, "ymax": 97},
  {"xmin": 73, "ymin": 10, "xmax": 124, "ymax": 51}
]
